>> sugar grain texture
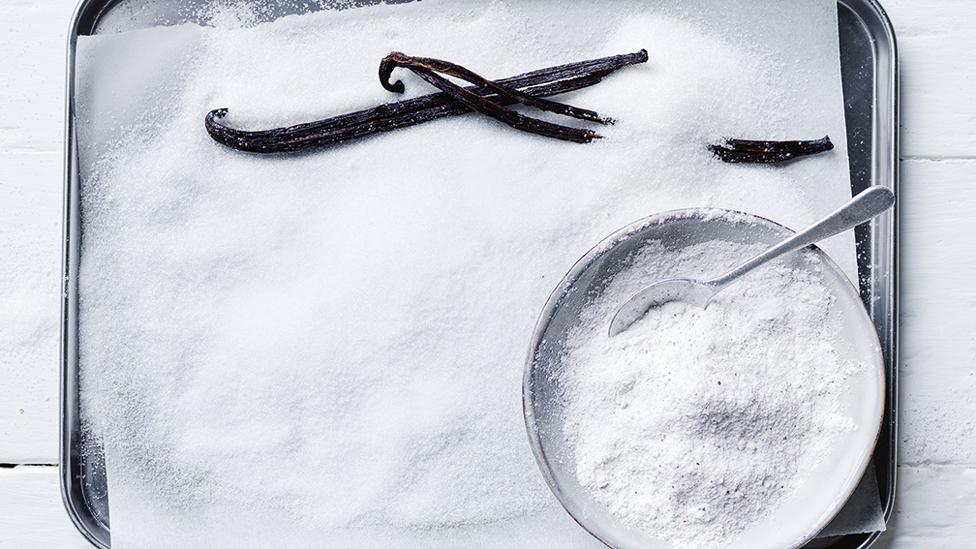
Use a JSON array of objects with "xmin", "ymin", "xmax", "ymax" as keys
[{"xmin": 73, "ymin": 0, "xmax": 851, "ymax": 547}]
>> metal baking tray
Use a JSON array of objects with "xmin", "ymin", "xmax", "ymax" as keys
[{"xmin": 59, "ymin": 1, "xmax": 898, "ymax": 547}]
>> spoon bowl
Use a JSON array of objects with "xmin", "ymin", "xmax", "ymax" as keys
[{"xmin": 607, "ymin": 277, "xmax": 716, "ymax": 331}]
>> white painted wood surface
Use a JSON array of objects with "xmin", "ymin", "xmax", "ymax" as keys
[
  {"xmin": 0, "ymin": 467, "xmax": 91, "ymax": 548},
  {"xmin": 1, "ymin": 0, "xmax": 974, "ymax": 546}
]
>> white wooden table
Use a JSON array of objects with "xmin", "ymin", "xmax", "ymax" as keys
[{"xmin": 1, "ymin": 0, "xmax": 974, "ymax": 546}]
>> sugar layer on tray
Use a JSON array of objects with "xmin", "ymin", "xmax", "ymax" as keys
[{"xmin": 73, "ymin": 0, "xmax": 851, "ymax": 547}]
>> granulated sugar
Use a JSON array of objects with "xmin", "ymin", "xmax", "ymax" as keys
[
  {"xmin": 559, "ymin": 239, "xmax": 857, "ymax": 549},
  {"xmin": 73, "ymin": 0, "xmax": 853, "ymax": 547}
]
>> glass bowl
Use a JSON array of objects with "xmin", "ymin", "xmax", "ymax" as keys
[{"xmin": 523, "ymin": 208, "xmax": 884, "ymax": 549}]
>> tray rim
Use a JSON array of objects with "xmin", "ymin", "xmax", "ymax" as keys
[
  {"xmin": 58, "ymin": 1, "xmax": 899, "ymax": 547},
  {"xmin": 836, "ymin": 0, "xmax": 900, "ymax": 547}
]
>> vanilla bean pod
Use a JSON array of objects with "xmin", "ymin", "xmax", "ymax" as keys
[
  {"xmin": 205, "ymin": 49, "xmax": 647, "ymax": 153},
  {"xmin": 379, "ymin": 52, "xmax": 613, "ymax": 125},
  {"xmin": 206, "ymin": 72, "xmax": 607, "ymax": 152},
  {"xmin": 378, "ymin": 52, "xmax": 604, "ymax": 143},
  {"xmin": 709, "ymin": 136, "xmax": 834, "ymax": 163}
]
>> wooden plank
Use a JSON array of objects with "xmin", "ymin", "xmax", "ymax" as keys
[
  {"xmin": 0, "ymin": 0, "xmax": 72, "ymax": 465},
  {"xmin": 883, "ymin": 0, "xmax": 976, "ymax": 159},
  {"xmin": 0, "ymin": 0, "xmax": 76, "ymax": 153},
  {"xmin": 897, "ymin": 158, "xmax": 976, "ymax": 467},
  {"xmin": 0, "ymin": 152, "xmax": 63, "ymax": 463},
  {"xmin": 873, "ymin": 466, "xmax": 976, "ymax": 547},
  {"xmin": 0, "ymin": 466, "xmax": 95, "ymax": 548}
]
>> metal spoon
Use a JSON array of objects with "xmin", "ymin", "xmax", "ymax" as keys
[{"xmin": 608, "ymin": 186, "xmax": 895, "ymax": 337}]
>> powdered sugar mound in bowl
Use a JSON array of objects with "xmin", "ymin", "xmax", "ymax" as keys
[
  {"xmin": 564, "ymin": 241, "xmax": 851, "ymax": 548},
  {"xmin": 523, "ymin": 209, "xmax": 884, "ymax": 549}
]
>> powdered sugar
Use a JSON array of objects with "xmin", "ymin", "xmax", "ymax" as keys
[{"xmin": 559, "ymin": 239, "xmax": 856, "ymax": 549}]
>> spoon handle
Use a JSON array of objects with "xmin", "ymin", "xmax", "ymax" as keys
[{"xmin": 708, "ymin": 186, "xmax": 895, "ymax": 291}]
